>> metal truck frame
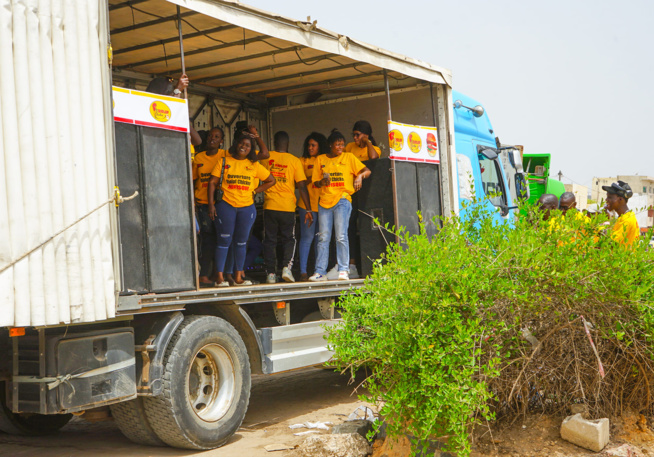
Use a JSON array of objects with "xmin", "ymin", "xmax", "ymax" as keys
[{"xmin": 0, "ymin": 0, "xmax": 456, "ymax": 449}]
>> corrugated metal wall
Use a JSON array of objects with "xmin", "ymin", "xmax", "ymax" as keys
[{"xmin": 0, "ymin": 0, "xmax": 116, "ymax": 327}]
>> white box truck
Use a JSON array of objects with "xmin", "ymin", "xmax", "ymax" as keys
[{"xmin": 0, "ymin": 0, "xmax": 514, "ymax": 449}]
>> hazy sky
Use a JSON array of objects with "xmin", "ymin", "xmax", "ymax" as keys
[{"xmin": 243, "ymin": 0, "xmax": 654, "ymax": 190}]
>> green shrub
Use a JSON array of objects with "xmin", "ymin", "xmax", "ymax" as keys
[{"xmin": 327, "ymin": 200, "xmax": 654, "ymax": 456}]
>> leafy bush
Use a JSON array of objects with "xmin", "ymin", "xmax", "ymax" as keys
[{"xmin": 327, "ymin": 200, "xmax": 654, "ymax": 456}]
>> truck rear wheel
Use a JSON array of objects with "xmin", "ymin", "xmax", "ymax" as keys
[
  {"xmin": 0, "ymin": 382, "xmax": 72, "ymax": 435},
  {"xmin": 110, "ymin": 397, "xmax": 164, "ymax": 446},
  {"xmin": 143, "ymin": 315, "xmax": 251, "ymax": 450}
]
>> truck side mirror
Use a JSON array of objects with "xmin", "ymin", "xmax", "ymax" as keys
[{"xmin": 478, "ymin": 147, "xmax": 498, "ymax": 160}]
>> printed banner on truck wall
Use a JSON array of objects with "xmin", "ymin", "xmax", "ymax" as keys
[
  {"xmin": 387, "ymin": 120, "xmax": 439, "ymax": 164},
  {"xmin": 112, "ymin": 87, "xmax": 189, "ymax": 132}
]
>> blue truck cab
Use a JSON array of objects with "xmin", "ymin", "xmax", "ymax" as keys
[{"xmin": 452, "ymin": 90, "xmax": 516, "ymax": 223}]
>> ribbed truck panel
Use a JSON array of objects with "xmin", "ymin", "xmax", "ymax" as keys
[{"xmin": 0, "ymin": 0, "xmax": 116, "ymax": 327}]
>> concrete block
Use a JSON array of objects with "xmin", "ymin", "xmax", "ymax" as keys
[
  {"xmin": 560, "ymin": 413, "xmax": 609, "ymax": 452},
  {"xmin": 297, "ymin": 433, "xmax": 371, "ymax": 457}
]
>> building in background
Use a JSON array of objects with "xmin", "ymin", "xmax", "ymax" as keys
[
  {"xmin": 591, "ymin": 175, "xmax": 654, "ymax": 229},
  {"xmin": 564, "ymin": 183, "xmax": 588, "ymax": 210}
]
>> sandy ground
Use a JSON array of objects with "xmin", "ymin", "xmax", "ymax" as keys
[
  {"xmin": 4, "ymin": 367, "xmax": 653, "ymax": 457},
  {"xmin": 0, "ymin": 367, "xmax": 371, "ymax": 457}
]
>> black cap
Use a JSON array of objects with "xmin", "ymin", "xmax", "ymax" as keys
[{"xmin": 602, "ymin": 180, "xmax": 633, "ymax": 200}]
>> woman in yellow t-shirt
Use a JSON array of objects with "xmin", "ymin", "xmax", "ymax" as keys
[
  {"xmin": 309, "ymin": 130, "xmax": 371, "ymax": 282},
  {"xmin": 298, "ymin": 132, "xmax": 328, "ymax": 281},
  {"xmin": 344, "ymin": 120, "xmax": 380, "ymax": 161},
  {"xmin": 208, "ymin": 129, "xmax": 276, "ymax": 286}
]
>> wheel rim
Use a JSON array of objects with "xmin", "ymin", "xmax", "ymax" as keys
[{"xmin": 187, "ymin": 343, "xmax": 236, "ymax": 422}]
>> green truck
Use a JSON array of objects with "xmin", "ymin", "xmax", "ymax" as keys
[{"xmin": 523, "ymin": 153, "xmax": 565, "ymax": 204}]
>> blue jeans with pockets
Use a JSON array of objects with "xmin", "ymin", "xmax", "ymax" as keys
[
  {"xmin": 214, "ymin": 200, "xmax": 256, "ymax": 273},
  {"xmin": 315, "ymin": 198, "xmax": 351, "ymax": 275}
]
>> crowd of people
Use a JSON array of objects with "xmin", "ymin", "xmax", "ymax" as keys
[
  {"xmin": 146, "ymin": 74, "xmax": 378, "ymax": 287},
  {"xmin": 192, "ymin": 121, "xmax": 375, "ymax": 287},
  {"xmin": 150, "ymin": 75, "xmax": 642, "ymax": 290},
  {"xmin": 536, "ymin": 180, "xmax": 641, "ymax": 246}
]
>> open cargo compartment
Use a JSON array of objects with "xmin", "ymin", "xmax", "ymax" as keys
[
  {"xmin": 108, "ymin": 0, "xmax": 457, "ymax": 313},
  {"xmin": 0, "ymin": 0, "xmax": 458, "ymax": 327}
]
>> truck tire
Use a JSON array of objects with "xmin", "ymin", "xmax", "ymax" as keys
[
  {"xmin": 110, "ymin": 397, "xmax": 164, "ymax": 446},
  {"xmin": 0, "ymin": 383, "xmax": 72, "ymax": 435},
  {"xmin": 143, "ymin": 315, "xmax": 251, "ymax": 450}
]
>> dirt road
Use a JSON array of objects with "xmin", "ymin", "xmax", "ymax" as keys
[{"xmin": 0, "ymin": 368, "xmax": 371, "ymax": 457}]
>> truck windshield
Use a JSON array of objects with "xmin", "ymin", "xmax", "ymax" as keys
[{"xmin": 478, "ymin": 153, "xmax": 507, "ymax": 209}]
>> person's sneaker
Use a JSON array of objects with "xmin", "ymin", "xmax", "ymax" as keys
[
  {"xmin": 338, "ymin": 271, "xmax": 350, "ymax": 280},
  {"xmin": 266, "ymin": 273, "xmax": 277, "ymax": 284},
  {"xmin": 326, "ymin": 265, "xmax": 339, "ymax": 280},
  {"xmin": 281, "ymin": 266, "xmax": 295, "ymax": 283},
  {"xmin": 308, "ymin": 273, "xmax": 327, "ymax": 282},
  {"xmin": 348, "ymin": 264, "xmax": 360, "ymax": 279}
]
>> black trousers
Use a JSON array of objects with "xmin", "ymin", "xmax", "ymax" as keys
[
  {"xmin": 196, "ymin": 204, "xmax": 216, "ymax": 278},
  {"xmin": 263, "ymin": 209, "xmax": 296, "ymax": 274}
]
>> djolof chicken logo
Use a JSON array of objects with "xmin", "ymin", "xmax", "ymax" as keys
[
  {"xmin": 389, "ymin": 129, "xmax": 404, "ymax": 151},
  {"xmin": 408, "ymin": 132, "xmax": 422, "ymax": 153},
  {"xmin": 150, "ymin": 101, "xmax": 171, "ymax": 122}
]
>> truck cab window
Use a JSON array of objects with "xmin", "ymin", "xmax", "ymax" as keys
[{"xmin": 478, "ymin": 147, "xmax": 508, "ymax": 211}]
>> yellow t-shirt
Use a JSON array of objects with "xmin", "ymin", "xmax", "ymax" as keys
[
  {"xmin": 311, "ymin": 153, "xmax": 366, "ymax": 209},
  {"xmin": 190, "ymin": 144, "xmax": 196, "ymax": 162},
  {"xmin": 211, "ymin": 156, "xmax": 270, "ymax": 208},
  {"xmin": 193, "ymin": 150, "xmax": 226, "ymax": 204},
  {"xmin": 298, "ymin": 156, "xmax": 320, "ymax": 212},
  {"xmin": 549, "ymin": 211, "xmax": 596, "ymax": 246},
  {"xmin": 261, "ymin": 150, "xmax": 306, "ymax": 212},
  {"xmin": 612, "ymin": 211, "xmax": 640, "ymax": 246},
  {"xmin": 345, "ymin": 141, "xmax": 381, "ymax": 161}
]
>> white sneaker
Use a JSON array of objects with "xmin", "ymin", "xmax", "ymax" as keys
[
  {"xmin": 266, "ymin": 273, "xmax": 277, "ymax": 284},
  {"xmin": 338, "ymin": 271, "xmax": 349, "ymax": 280},
  {"xmin": 281, "ymin": 267, "xmax": 295, "ymax": 283},
  {"xmin": 326, "ymin": 265, "xmax": 339, "ymax": 280},
  {"xmin": 348, "ymin": 264, "xmax": 360, "ymax": 279},
  {"xmin": 308, "ymin": 273, "xmax": 327, "ymax": 282}
]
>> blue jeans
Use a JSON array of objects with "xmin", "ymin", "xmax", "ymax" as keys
[
  {"xmin": 214, "ymin": 201, "xmax": 256, "ymax": 273},
  {"xmin": 298, "ymin": 207, "xmax": 319, "ymax": 274},
  {"xmin": 315, "ymin": 199, "xmax": 352, "ymax": 275}
]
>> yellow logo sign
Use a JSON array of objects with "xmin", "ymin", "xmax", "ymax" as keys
[
  {"xmin": 408, "ymin": 132, "xmax": 422, "ymax": 153},
  {"xmin": 389, "ymin": 129, "xmax": 404, "ymax": 151},
  {"xmin": 150, "ymin": 101, "xmax": 171, "ymax": 122}
]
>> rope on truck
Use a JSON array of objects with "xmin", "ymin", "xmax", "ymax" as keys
[{"xmin": 0, "ymin": 188, "xmax": 138, "ymax": 275}]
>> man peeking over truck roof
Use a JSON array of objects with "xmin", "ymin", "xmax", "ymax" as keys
[{"xmin": 145, "ymin": 73, "xmax": 202, "ymax": 152}]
